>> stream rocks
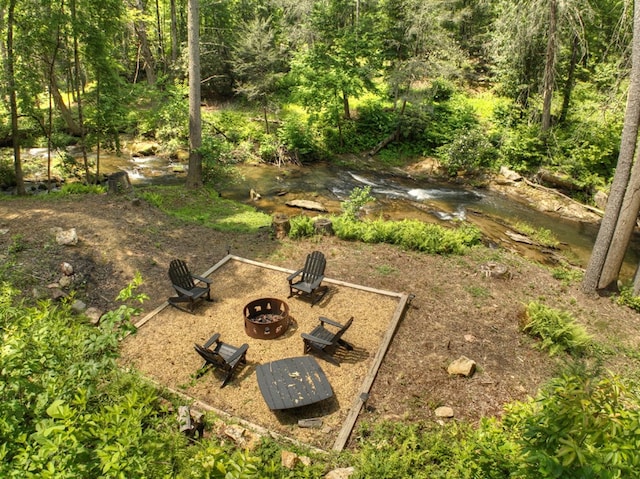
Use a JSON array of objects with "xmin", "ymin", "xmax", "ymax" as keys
[{"xmin": 285, "ymin": 199, "xmax": 328, "ymax": 212}]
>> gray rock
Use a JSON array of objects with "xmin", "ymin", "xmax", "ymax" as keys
[
  {"xmin": 286, "ymin": 199, "xmax": 328, "ymax": 212},
  {"xmin": 499, "ymin": 166, "xmax": 522, "ymax": 182},
  {"xmin": 594, "ymin": 190, "xmax": 608, "ymax": 210},
  {"xmin": 71, "ymin": 299, "xmax": 87, "ymax": 312}
]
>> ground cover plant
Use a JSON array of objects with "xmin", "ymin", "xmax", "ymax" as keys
[{"xmin": 2, "ymin": 186, "xmax": 640, "ymax": 477}]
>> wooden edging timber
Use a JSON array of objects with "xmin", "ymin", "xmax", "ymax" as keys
[{"xmin": 332, "ymin": 292, "xmax": 411, "ymax": 451}]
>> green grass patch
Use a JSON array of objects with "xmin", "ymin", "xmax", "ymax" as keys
[
  {"xmin": 138, "ymin": 185, "xmax": 271, "ymax": 233},
  {"xmin": 512, "ymin": 221, "xmax": 560, "ymax": 248}
]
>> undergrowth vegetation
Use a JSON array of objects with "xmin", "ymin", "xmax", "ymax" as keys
[
  {"xmin": 521, "ymin": 302, "xmax": 592, "ymax": 356},
  {"xmin": 2, "ymin": 190, "xmax": 640, "ymax": 477},
  {"xmin": 138, "ymin": 185, "xmax": 272, "ymax": 233}
]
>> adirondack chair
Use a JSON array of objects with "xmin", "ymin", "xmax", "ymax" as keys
[
  {"xmin": 168, "ymin": 259, "xmax": 213, "ymax": 313},
  {"xmin": 301, "ymin": 316, "xmax": 354, "ymax": 366},
  {"xmin": 287, "ymin": 251, "xmax": 327, "ymax": 306},
  {"xmin": 194, "ymin": 333, "xmax": 249, "ymax": 388}
]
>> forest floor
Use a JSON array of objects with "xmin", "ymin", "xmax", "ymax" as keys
[{"xmin": 1, "ymin": 170, "xmax": 640, "ymax": 450}]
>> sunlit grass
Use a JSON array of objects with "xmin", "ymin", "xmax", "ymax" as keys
[{"xmin": 138, "ymin": 185, "xmax": 271, "ymax": 233}]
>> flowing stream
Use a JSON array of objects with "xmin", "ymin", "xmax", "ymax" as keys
[{"xmin": 13, "ymin": 147, "xmax": 640, "ymax": 280}]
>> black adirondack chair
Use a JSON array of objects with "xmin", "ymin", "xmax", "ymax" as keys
[
  {"xmin": 168, "ymin": 259, "xmax": 212, "ymax": 313},
  {"xmin": 301, "ymin": 316, "xmax": 354, "ymax": 366},
  {"xmin": 194, "ymin": 333, "xmax": 249, "ymax": 388},
  {"xmin": 287, "ymin": 251, "xmax": 327, "ymax": 306}
]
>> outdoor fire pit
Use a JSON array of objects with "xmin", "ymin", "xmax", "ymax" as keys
[{"xmin": 243, "ymin": 298, "xmax": 290, "ymax": 339}]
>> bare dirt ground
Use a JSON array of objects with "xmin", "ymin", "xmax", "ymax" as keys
[{"xmin": 2, "ymin": 183, "xmax": 640, "ymax": 450}]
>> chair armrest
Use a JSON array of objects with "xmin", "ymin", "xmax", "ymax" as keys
[
  {"xmin": 287, "ymin": 269, "xmax": 303, "ymax": 282},
  {"xmin": 173, "ymin": 284, "xmax": 197, "ymax": 297},
  {"xmin": 226, "ymin": 343, "xmax": 249, "ymax": 364},
  {"xmin": 203, "ymin": 333, "xmax": 221, "ymax": 349},
  {"xmin": 301, "ymin": 332, "xmax": 333, "ymax": 346},
  {"xmin": 318, "ymin": 316, "xmax": 345, "ymax": 329},
  {"xmin": 192, "ymin": 274, "xmax": 212, "ymax": 285}
]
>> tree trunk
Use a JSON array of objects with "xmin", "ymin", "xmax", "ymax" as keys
[
  {"xmin": 541, "ymin": 0, "xmax": 557, "ymax": 132},
  {"xmin": 134, "ymin": 0, "xmax": 157, "ymax": 85},
  {"xmin": 170, "ymin": 0, "xmax": 178, "ymax": 64},
  {"xmin": 559, "ymin": 35, "xmax": 579, "ymax": 124},
  {"xmin": 263, "ymin": 105, "xmax": 269, "ymax": 134},
  {"xmin": 186, "ymin": 0, "xmax": 202, "ymax": 189},
  {"xmin": 48, "ymin": 68, "xmax": 82, "ymax": 136},
  {"xmin": 597, "ymin": 152, "xmax": 640, "ymax": 290},
  {"xmin": 582, "ymin": 0, "xmax": 640, "ymax": 294},
  {"xmin": 343, "ymin": 92, "xmax": 351, "ymax": 119},
  {"xmin": 155, "ymin": 0, "xmax": 164, "ymax": 70},
  {"xmin": 71, "ymin": 0, "xmax": 89, "ymax": 183},
  {"xmin": 6, "ymin": 0, "xmax": 25, "ymax": 195}
]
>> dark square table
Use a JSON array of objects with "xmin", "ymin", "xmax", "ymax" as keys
[{"xmin": 256, "ymin": 356, "xmax": 333, "ymax": 410}]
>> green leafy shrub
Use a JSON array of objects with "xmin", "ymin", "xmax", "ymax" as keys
[
  {"xmin": 437, "ymin": 127, "xmax": 498, "ymax": 176},
  {"xmin": 289, "ymin": 214, "xmax": 316, "ymax": 239},
  {"xmin": 522, "ymin": 302, "xmax": 591, "ymax": 356},
  {"xmin": 353, "ymin": 418, "xmax": 521, "ymax": 478},
  {"xmin": 341, "ymin": 186, "xmax": 375, "ymax": 221},
  {"xmin": 615, "ymin": 287, "xmax": 640, "ymax": 313},
  {"xmin": 519, "ymin": 372, "xmax": 640, "ymax": 478},
  {"xmin": 0, "ymin": 279, "xmax": 265, "ymax": 478},
  {"xmin": 0, "ymin": 156, "xmax": 16, "ymax": 187},
  {"xmin": 277, "ymin": 116, "xmax": 319, "ymax": 160}
]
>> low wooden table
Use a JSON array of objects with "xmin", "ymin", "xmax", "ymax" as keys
[{"xmin": 256, "ymin": 356, "xmax": 333, "ymax": 410}]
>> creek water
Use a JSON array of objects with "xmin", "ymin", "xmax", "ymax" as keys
[{"xmin": 15, "ymin": 147, "xmax": 639, "ymax": 280}]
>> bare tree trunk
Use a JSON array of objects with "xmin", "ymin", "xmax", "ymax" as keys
[
  {"xmin": 133, "ymin": 0, "xmax": 157, "ymax": 85},
  {"xmin": 6, "ymin": 0, "xmax": 25, "ymax": 195},
  {"xmin": 343, "ymin": 92, "xmax": 351, "ymax": 119},
  {"xmin": 71, "ymin": 0, "xmax": 89, "ymax": 183},
  {"xmin": 186, "ymin": 0, "xmax": 202, "ymax": 189},
  {"xmin": 48, "ymin": 70, "xmax": 82, "ymax": 136},
  {"xmin": 541, "ymin": 0, "xmax": 557, "ymax": 132},
  {"xmin": 582, "ymin": 0, "xmax": 640, "ymax": 294},
  {"xmin": 170, "ymin": 0, "xmax": 178, "ymax": 64},
  {"xmin": 559, "ymin": 35, "xmax": 579, "ymax": 124},
  {"xmin": 155, "ymin": 0, "xmax": 164, "ymax": 69},
  {"xmin": 263, "ymin": 105, "xmax": 269, "ymax": 134},
  {"xmin": 597, "ymin": 148, "xmax": 640, "ymax": 290}
]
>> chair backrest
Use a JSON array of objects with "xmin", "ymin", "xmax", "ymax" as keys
[
  {"xmin": 301, "ymin": 251, "xmax": 326, "ymax": 283},
  {"xmin": 169, "ymin": 259, "xmax": 196, "ymax": 291},
  {"xmin": 194, "ymin": 344, "xmax": 230, "ymax": 371},
  {"xmin": 333, "ymin": 317, "xmax": 353, "ymax": 343}
]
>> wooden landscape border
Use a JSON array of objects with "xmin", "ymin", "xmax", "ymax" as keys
[{"xmin": 133, "ymin": 254, "xmax": 410, "ymax": 452}]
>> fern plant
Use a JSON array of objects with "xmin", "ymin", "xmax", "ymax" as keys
[{"xmin": 522, "ymin": 302, "xmax": 591, "ymax": 356}]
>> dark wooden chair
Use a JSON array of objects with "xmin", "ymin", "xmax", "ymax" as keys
[
  {"xmin": 168, "ymin": 259, "xmax": 212, "ymax": 313},
  {"xmin": 287, "ymin": 251, "xmax": 327, "ymax": 306},
  {"xmin": 301, "ymin": 316, "xmax": 354, "ymax": 366},
  {"xmin": 194, "ymin": 333, "xmax": 249, "ymax": 388}
]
